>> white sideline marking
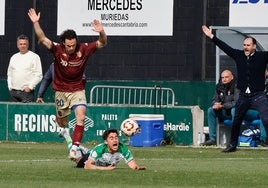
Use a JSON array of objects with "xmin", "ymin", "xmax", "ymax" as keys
[
  {"xmin": 0, "ymin": 159, "xmax": 66, "ymax": 163},
  {"xmin": 138, "ymin": 157, "xmax": 267, "ymax": 161},
  {"xmin": 0, "ymin": 157, "xmax": 266, "ymax": 163}
]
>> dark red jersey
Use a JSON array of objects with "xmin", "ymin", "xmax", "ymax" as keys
[{"xmin": 51, "ymin": 41, "xmax": 97, "ymax": 92}]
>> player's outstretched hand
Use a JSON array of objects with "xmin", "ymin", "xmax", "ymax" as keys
[
  {"xmin": 28, "ymin": 8, "xmax": 40, "ymax": 23},
  {"xmin": 92, "ymin": 19, "xmax": 104, "ymax": 33},
  {"xmin": 106, "ymin": 165, "xmax": 116, "ymax": 170},
  {"xmin": 136, "ymin": 166, "xmax": 146, "ymax": 170}
]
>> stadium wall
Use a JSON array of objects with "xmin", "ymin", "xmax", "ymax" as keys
[{"xmin": 0, "ymin": 0, "xmax": 229, "ymax": 81}]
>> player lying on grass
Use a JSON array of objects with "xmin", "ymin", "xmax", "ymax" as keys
[{"xmin": 59, "ymin": 128, "xmax": 146, "ymax": 170}]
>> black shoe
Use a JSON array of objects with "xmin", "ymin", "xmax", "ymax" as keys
[
  {"xmin": 222, "ymin": 145, "xmax": 237, "ymax": 153},
  {"xmin": 260, "ymin": 140, "xmax": 268, "ymax": 147},
  {"xmin": 200, "ymin": 139, "xmax": 216, "ymax": 146}
]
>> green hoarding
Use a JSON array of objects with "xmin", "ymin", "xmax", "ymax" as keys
[
  {"xmin": 0, "ymin": 102, "xmax": 204, "ymax": 146},
  {"xmin": 0, "ymin": 103, "xmax": 7, "ymax": 140}
]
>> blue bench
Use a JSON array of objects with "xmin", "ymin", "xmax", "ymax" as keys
[{"xmin": 216, "ymin": 119, "xmax": 261, "ymax": 146}]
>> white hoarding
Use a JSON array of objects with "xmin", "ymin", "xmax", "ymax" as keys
[
  {"xmin": 57, "ymin": 0, "xmax": 173, "ymax": 36},
  {"xmin": 0, "ymin": 0, "xmax": 5, "ymax": 35},
  {"xmin": 229, "ymin": 0, "xmax": 268, "ymax": 27}
]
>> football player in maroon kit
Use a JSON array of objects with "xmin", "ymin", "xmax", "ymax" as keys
[{"xmin": 28, "ymin": 8, "xmax": 107, "ymax": 159}]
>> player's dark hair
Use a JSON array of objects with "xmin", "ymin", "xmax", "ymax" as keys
[
  {"xmin": 102, "ymin": 129, "xmax": 119, "ymax": 140},
  {"xmin": 60, "ymin": 29, "xmax": 77, "ymax": 43}
]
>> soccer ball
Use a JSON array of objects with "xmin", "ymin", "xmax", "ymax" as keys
[{"xmin": 120, "ymin": 118, "xmax": 140, "ymax": 137}]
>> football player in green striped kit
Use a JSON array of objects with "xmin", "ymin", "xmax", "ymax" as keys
[{"xmin": 59, "ymin": 128, "xmax": 146, "ymax": 170}]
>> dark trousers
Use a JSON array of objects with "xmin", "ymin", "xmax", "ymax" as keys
[
  {"xmin": 230, "ymin": 91, "xmax": 268, "ymax": 147},
  {"xmin": 9, "ymin": 89, "xmax": 34, "ymax": 103}
]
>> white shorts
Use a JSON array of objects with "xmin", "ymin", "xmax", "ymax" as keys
[{"xmin": 55, "ymin": 90, "xmax": 87, "ymax": 118}]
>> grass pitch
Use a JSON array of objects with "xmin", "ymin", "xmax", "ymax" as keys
[{"xmin": 0, "ymin": 142, "xmax": 268, "ymax": 188}]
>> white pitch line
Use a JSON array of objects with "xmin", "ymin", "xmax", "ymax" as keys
[
  {"xmin": 138, "ymin": 157, "xmax": 267, "ymax": 161},
  {"xmin": 0, "ymin": 159, "xmax": 66, "ymax": 163},
  {"xmin": 0, "ymin": 157, "xmax": 266, "ymax": 163}
]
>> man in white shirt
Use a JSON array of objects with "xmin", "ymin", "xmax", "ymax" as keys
[{"xmin": 7, "ymin": 34, "xmax": 43, "ymax": 102}]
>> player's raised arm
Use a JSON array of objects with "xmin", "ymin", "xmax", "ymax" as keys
[
  {"xmin": 92, "ymin": 19, "xmax": 107, "ymax": 49},
  {"xmin": 28, "ymin": 8, "xmax": 53, "ymax": 50},
  {"xmin": 202, "ymin": 25, "xmax": 214, "ymax": 39}
]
